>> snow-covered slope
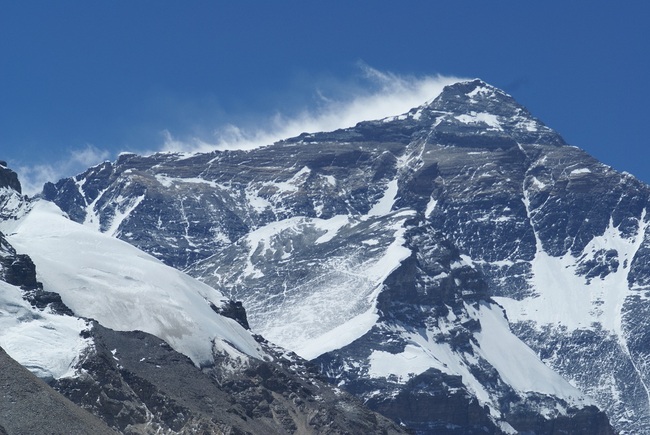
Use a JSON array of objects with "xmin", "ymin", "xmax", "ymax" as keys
[
  {"xmin": 192, "ymin": 209, "xmax": 414, "ymax": 360},
  {"xmin": 0, "ymin": 279, "xmax": 91, "ymax": 380},
  {"xmin": 1, "ymin": 200, "xmax": 263, "ymax": 367}
]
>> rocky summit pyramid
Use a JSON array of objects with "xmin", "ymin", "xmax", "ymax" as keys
[{"xmin": 5, "ymin": 79, "xmax": 649, "ymax": 433}]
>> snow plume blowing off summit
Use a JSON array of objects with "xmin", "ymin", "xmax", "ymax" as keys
[
  {"xmin": 12, "ymin": 68, "xmax": 463, "ymax": 196},
  {"xmin": 160, "ymin": 67, "xmax": 464, "ymax": 153}
]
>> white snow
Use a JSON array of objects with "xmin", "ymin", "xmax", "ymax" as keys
[
  {"xmin": 530, "ymin": 176, "xmax": 547, "ymax": 190},
  {"xmin": 366, "ymin": 301, "xmax": 593, "ymax": 421},
  {"xmin": 496, "ymin": 210, "xmax": 648, "ymax": 333},
  {"xmin": 276, "ymin": 214, "xmax": 413, "ymax": 360},
  {"xmin": 455, "ymin": 112, "xmax": 503, "ymax": 131},
  {"xmin": 81, "ymin": 188, "xmax": 106, "ymax": 232},
  {"xmin": 366, "ymin": 323, "xmax": 495, "ymax": 409},
  {"xmin": 0, "ymin": 281, "xmax": 92, "ymax": 380},
  {"xmin": 106, "ymin": 194, "xmax": 145, "ymax": 236},
  {"xmin": 368, "ymin": 179, "xmax": 399, "ymax": 216},
  {"xmin": 242, "ymin": 210, "xmax": 415, "ymax": 360},
  {"xmin": 314, "ymin": 215, "xmax": 351, "ymax": 244},
  {"xmin": 241, "ymin": 217, "xmax": 304, "ymax": 278},
  {"xmin": 467, "ymin": 85, "xmax": 492, "ymax": 99},
  {"xmin": 425, "ymin": 197, "xmax": 438, "ymax": 218},
  {"xmin": 368, "ymin": 343, "xmax": 449, "ymax": 379},
  {"xmin": 245, "ymin": 185, "xmax": 273, "ymax": 213},
  {"xmin": 243, "ymin": 167, "xmax": 313, "ymax": 214},
  {"xmin": 517, "ymin": 118, "xmax": 539, "ymax": 132},
  {"xmin": 467, "ymin": 303, "xmax": 591, "ymax": 404},
  {"xmin": 291, "ymin": 165, "xmax": 311, "ymax": 180},
  {"xmin": 2, "ymin": 200, "xmax": 265, "ymax": 367},
  {"xmin": 322, "ymin": 174, "xmax": 336, "ymax": 187},
  {"xmin": 570, "ymin": 168, "xmax": 592, "ymax": 176}
]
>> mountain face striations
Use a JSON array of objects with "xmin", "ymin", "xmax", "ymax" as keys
[
  {"xmin": 3, "ymin": 79, "xmax": 646, "ymax": 433},
  {"xmin": 0, "ymin": 164, "xmax": 403, "ymax": 434}
]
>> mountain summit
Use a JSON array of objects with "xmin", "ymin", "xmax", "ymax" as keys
[{"xmin": 6, "ymin": 79, "xmax": 648, "ymax": 433}]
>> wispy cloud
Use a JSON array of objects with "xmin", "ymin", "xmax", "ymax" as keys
[
  {"xmin": 14, "ymin": 67, "xmax": 465, "ymax": 194},
  {"xmin": 159, "ymin": 66, "xmax": 465, "ymax": 153},
  {"xmin": 16, "ymin": 144, "xmax": 110, "ymax": 195}
]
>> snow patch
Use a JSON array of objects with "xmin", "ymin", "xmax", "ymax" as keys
[
  {"xmin": 241, "ymin": 211, "xmax": 415, "ymax": 360},
  {"xmin": 467, "ymin": 303, "xmax": 592, "ymax": 406},
  {"xmin": 497, "ymin": 210, "xmax": 648, "ymax": 334},
  {"xmin": 368, "ymin": 179, "xmax": 398, "ymax": 216},
  {"xmin": 467, "ymin": 86, "xmax": 492, "ymax": 99},
  {"xmin": 366, "ymin": 323, "xmax": 494, "ymax": 408},
  {"xmin": 570, "ymin": 168, "xmax": 592, "ymax": 176},
  {"xmin": 455, "ymin": 112, "xmax": 503, "ymax": 131},
  {"xmin": 322, "ymin": 174, "xmax": 336, "ymax": 187},
  {"xmin": 0, "ymin": 281, "xmax": 91, "ymax": 380},
  {"xmin": 284, "ymin": 213, "xmax": 413, "ymax": 360},
  {"xmin": 107, "ymin": 194, "xmax": 145, "ymax": 237},
  {"xmin": 425, "ymin": 197, "xmax": 438, "ymax": 218},
  {"xmin": 314, "ymin": 215, "xmax": 351, "ymax": 244}
]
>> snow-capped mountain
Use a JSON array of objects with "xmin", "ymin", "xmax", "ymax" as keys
[
  {"xmin": 38, "ymin": 79, "xmax": 646, "ymax": 433},
  {"xmin": 0, "ymin": 163, "xmax": 403, "ymax": 434}
]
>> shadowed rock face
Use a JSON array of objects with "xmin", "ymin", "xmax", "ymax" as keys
[
  {"xmin": 0, "ymin": 346, "xmax": 117, "ymax": 435},
  {"xmin": 0, "ymin": 163, "xmax": 21, "ymax": 195},
  {"xmin": 28, "ymin": 79, "xmax": 645, "ymax": 433},
  {"xmin": 53, "ymin": 323, "xmax": 405, "ymax": 435}
]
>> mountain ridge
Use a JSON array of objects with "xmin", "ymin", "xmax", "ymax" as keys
[{"xmin": 5, "ymin": 78, "xmax": 645, "ymax": 432}]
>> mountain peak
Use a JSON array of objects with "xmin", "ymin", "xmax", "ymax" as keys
[
  {"xmin": 412, "ymin": 78, "xmax": 567, "ymax": 147},
  {"xmin": 0, "ymin": 162, "xmax": 21, "ymax": 194},
  {"xmin": 427, "ymin": 78, "xmax": 523, "ymax": 116}
]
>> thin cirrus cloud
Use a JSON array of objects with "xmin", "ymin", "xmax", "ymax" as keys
[
  {"xmin": 159, "ymin": 67, "xmax": 465, "ymax": 153},
  {"xmin": 17, "ymin": 145, "xmax": 110, "ymax": 195}
]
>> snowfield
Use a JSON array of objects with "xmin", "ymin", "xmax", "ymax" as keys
[
  {"xmin": 2, "ymin": 200, "xmax": 264, "ymax": 367},
  {"xmin": 0, "ymin": 280, "xmax": 91, "ymax": 380}
]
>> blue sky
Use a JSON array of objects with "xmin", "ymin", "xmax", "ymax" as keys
[{"xmin": 1, "ymin": 1, "xmax": 649, "ymax": 193}]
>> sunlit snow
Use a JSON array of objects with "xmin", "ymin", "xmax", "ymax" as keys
[
  {"xmin": 496, "ymin": 210, "xmax": 648, "ymax": 333},
  {"xmin": 2, "ymin": 200, "xmax": 264, "ymax": 367},
  {"xmin": 455, "ymin": 112, "xmax": 503, "ymax": 131},
  {"xmin": 221, "ymin": 209, "xmax": 415, "ymax": 360},
  {"xmin": 368, "ymin": 179, "xmax": 399, "ymax": 216},
  {"xmin": 468, "ymin": 303, "xmax": 591, "ymax": 404},
  {"xmin": 0, "ymin": 281, "xmax": 91, "ymax": 380}
]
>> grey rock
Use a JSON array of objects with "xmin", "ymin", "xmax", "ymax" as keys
[
  {"xmin": 0, "ymin": 345, "xmax": 117, "ymax": 435},
  {"xmin": 53, "ymin": 323, "xmax": 405, "ymax": 435}
]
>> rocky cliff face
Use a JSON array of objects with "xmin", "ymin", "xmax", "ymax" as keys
[
  {"xmin": 53, "ymin": 323, "xmax": 404, "ymax": 435},
  {"xmin": 0, "ymin": 346, "xmax": 117, "ymax": 435},
  {"xmin": 39, "ymin": 79, "xmax": 644, "ymax": 433}
]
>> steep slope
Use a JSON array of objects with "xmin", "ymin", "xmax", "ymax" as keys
[
  {"xmin": 0, "ymin": 346, "xmax": 117, "ymax": 435},
  {"xmin": 0, "ymin": 164, "xmax": 405, "ymax": 434},
  {"xmin": 41, "ymin": 80, "xmax": 636, "ymax": 433},
  {"xmin": 1, "ymin": 199, "xmax": 264, "ymax": 367}
]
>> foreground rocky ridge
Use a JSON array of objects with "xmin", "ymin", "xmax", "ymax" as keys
[
  {"xmin": 0, "ymin": 346, "xmax": 116, "ymax": 435},
  {"xmin": 38, "ymin": 80, "xmax": 638, "ymax": 433},
  {"xmin": 54, "ymin": 323, "xmax": 403, "ymax": 435}
]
